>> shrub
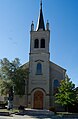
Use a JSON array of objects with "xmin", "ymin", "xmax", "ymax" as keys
[
  {"xmin": 0, "ymin": 101, "xmax": 7, "ymax": 109},
  {"xmin": 49, "ymin": 107, "xmax": 56, "ymax": 113},
  {"xmin": 18, "ymin": 105, "xmax": 25, "ymax": 110}
]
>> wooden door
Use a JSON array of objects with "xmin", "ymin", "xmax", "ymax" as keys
[{"xmin": 33, "ymin": 91, "xmax": 43, "ymax": 109}]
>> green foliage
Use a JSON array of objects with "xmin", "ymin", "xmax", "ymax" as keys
[
  {"xmin": 13, "ymin": 68, "xmax": 28, "ymax": 96},
  {"xmin": 0, "ymin": 58, "xmax": 28, "ymax": 96},
  {"xmin": 0, "ymin": 58, "xmax": 20, "ymax": 80},
  {"xmin": 49, "ymin": 107, "xmax": 56, "ymax": 113},
  {"xmin": 0, "ymin": 78, "xmax": 13, "ymax": 95},
  {"xmin": 75, "ymin": 87, "xmax": 78, "ymax": 101},
  {"xmin": 55, "ymin": 75, "xmax": 76, "ymax": 107}
]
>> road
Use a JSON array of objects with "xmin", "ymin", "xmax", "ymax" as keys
[
  {"xmin": 0, "ymin": 115, "xmax": 78, "ymax": 119},
  {"xmin": 0, "ymin": 109, "xmax": 78, "ymax": 119},
  {"xmin": 0, "ymin": 109, "xmax": 57, "ymax": 119},
  {"xmin": 0, "ymin": 115, "xmax": 57, "ymax": 119}
]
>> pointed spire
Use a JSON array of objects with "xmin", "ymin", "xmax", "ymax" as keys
[
  {"xmin": 40, "ymin": 0, "xmax": 42, "ymax": 10},
  {"xmin": 36, "ymin": 0, "xmax": 45, "ymax": 31},
  {"xmin": 31, "ymin": 21, "xmax": 34, "ymax": 31},
  {"xmin": 46, "ymin": 20, "xmax": 49, "ymax": 30}
]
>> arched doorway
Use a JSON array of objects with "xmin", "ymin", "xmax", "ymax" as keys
[{"xmin": 33, "ymin": 90, "xmax": 43, "ymax": 109}]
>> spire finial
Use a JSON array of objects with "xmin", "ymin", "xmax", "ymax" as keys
[
  {"xmin": 40, "ymin": 0, "xmax": 42, "ymax": 9},
  {"xmin": 31, "ymin": 21, "xmax": 34, "ymax": 31},
  {"xmin": 36, "ymin": 0, "xmax": 45, "ymax": 31}
]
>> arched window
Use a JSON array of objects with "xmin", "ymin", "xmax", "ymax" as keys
[
  {"xmin": 53, "ymin": 80, "xmax": 59, "ymax": 94},
  {"xmin": 54, "ymin": 80, "xmax": 59, "ymax": 88},
  {"xmin": 36, "ymin": 63, "xmax": 42, "ymax": 75},
  {"xmin": 41, "ymin": 39, "xmax": 45, "ymax": 48},
  {"xmin": 34, "ymin": 39, "xmax": 39, "ymax": 48}
]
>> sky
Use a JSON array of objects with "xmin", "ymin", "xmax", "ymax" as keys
[{"xmin": 0, "ymin": 0, "xmax": 78, "ymax": 86}]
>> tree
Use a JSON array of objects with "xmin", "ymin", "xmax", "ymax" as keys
[
  {"xmin": 55, "ymin": 75, "xmax": 76, "ymax": 112},
  {"xmin": 0, "ymin": 78, "xmax": 13, "ymax": 96},
  {"xmin": 76, "ymin": 88, "xmax": 78, "ymax": 100},
  {"xmin": 0, "ymin": 58, "xmax": 20, "ymax": 80},
  {"xmin": 0, "ymin": 58, "xmax": 28, "ymax": 109},
  {"xmin": 0, "ymin": 58, "xmax": 28, "ymax": 96},
  {"xmin": 13, "ymin": 68, "xmax": 28, "ymax": 96}
]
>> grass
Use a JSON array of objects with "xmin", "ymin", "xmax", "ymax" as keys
[{"xmin": 0, "ymin": 108, "xmax": 19, "ymax": 114}]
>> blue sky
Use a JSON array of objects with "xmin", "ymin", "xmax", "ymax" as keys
[{"xmin": 0, "ymin": 0, "xmax": 78, "ymax": 86}]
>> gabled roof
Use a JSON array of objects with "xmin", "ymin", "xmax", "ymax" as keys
[
  {"xmin": 21, "ymin": 61, "xmax": 66, "ymax": 73},
  {"xmin": 50, "ymin": 61, "xmax": 66, "ymax": 73},
  {"xmin": 21, "ymin": 62, "xmax": 29, "ymax": 69}
]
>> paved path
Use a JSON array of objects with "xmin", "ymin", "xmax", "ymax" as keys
[
  {"xmin": 0, "ymin": 115, "xmax": 78, "ymax": 119},
  {"xmin": 0, "ymin": 109, "xmax": 78, "ymax": 119}
]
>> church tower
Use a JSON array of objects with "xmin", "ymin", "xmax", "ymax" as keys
[{"xmin": 28, "ymin": 1, "xmax": 50, "ymax": 109}]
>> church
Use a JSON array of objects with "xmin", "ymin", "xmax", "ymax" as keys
[{"xmin": 14, "ymin": 1, "xmax": 66, "ymax": 111}]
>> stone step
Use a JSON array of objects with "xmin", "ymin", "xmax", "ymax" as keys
[
  {"xmin": 0, "ymin": 112, "xmax": 10, "ymax": 116},
  {"xmin": 25, "ymin": 109, "xmax": 54, "ymax": 115}
]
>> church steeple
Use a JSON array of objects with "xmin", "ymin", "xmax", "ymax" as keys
[{"xmin": 36, "ymin": 0, "xmax": 45, "ymax": 31}]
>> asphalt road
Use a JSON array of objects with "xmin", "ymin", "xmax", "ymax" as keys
[
  {"xmin": 0, "ymin": 109, "xmax": 78, "ymax": 119},
  {"xmin": 0, "ymin": 109, "xmax": 57, "ymax": 119},
  {"xmin": 0, "ymin": 115, "xmax": 78, "ymax": 119}
]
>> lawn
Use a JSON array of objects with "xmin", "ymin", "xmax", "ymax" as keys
[{"xmin": 0, "ymin": 108, "xmax": 19, "ymax": 114}]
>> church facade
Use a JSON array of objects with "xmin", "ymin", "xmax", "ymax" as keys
[{"xmin": 14, "ymin": 1, "xmax": 66, "ymax": 110}]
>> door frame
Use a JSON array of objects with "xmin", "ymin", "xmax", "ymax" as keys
[{"xmin": 31, "ymin": 88, "xmax": 45, "ymax": 109}]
